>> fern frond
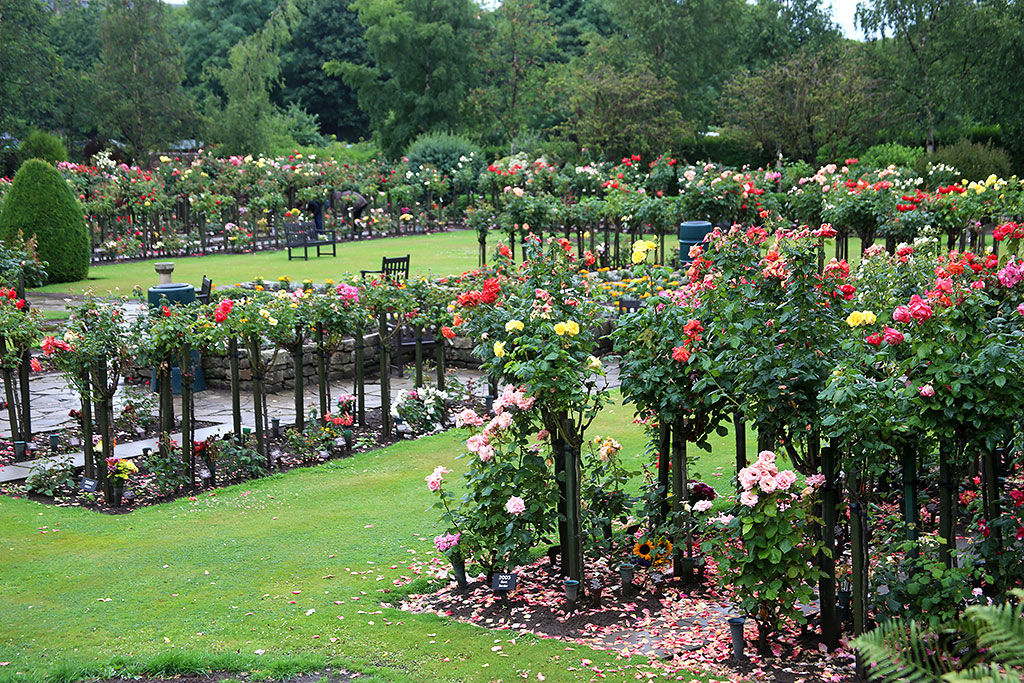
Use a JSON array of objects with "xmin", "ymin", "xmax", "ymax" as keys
[
  {"xmin": 853, "ymin": 619, "xmax": 956, "ymax": 683},
  {"xmin": 959, "ymin": 590, "xmax": 1024, "ymax": 673}
]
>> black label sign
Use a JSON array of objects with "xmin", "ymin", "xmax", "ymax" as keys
[
  {"xmin": 80, "ymin": 477, "xmax": 98, "ymax": 492},
  {"xmin": 492, "ymin": 573, "xmax": 518, "ymax": 592}
]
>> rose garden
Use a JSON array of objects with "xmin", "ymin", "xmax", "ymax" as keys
[{"xmin": 1, "ymin": 150, "xmax": 1023, "ymax": 683}]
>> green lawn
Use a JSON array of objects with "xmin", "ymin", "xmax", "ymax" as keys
[
  {"xmin": 33, "ymin": 231, "xmax": 488, "ymax": 296},
  {"xmin": 0, "ymin": 393, "xmax": 753, "ymax": 683}
]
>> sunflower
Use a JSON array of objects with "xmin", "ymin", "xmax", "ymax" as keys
[
  {"xmin": 655, "ymin": 538, "xmax": 673, "ymax": 559},
  {"xmin": 633, "ymin": 540, "xmax": 654, "ymax": 562}
]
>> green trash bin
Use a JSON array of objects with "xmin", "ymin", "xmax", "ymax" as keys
[
  {"xmin": 678, "ymin": 221, "xmax": 713, "ymax": 268},
  {"xmin": 147, "ymin": 282, "xmax": 206, "ymax": 394}
]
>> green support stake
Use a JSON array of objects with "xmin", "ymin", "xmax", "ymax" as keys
[
  {"xmin": 901, "ymin": 444, "xmax": 919, "ymax": 557},
  {"xmin": 378, "ymin": 313, "xmax": 392, "ymax": 438},
  {"xmin": 354, "ymin": 328, "xmax": 365, "ymax": 426},
  {"xmin": 939, "ymin": 443, "xmax": 955, "ymax": 569},
  {"xmin": 849, "ymin": 488, "xmax": 867, "ymax": 680},
  {"xmin": 435, "ymin": 333, "xmax": 446, "ymax": 391},
  {"xmin": 16, "ymin": 274, "xmax": 30, "ymax": 440},
  {"xmin": 293, "ymin": 328, "xmax": 304, "ymax": 432},
  {"xmin": 414, "ymin": 327, "xmax": 424, "ymax": 389},
  {"xmin": 0, "ymin": 338, "xmax": 20, "ymax": 442},
  {"xmin": 819, "ymin": 442, "xmax": 839, "ymax": 650},
  {"xmin": 982, "ymin": 445, "xmax": 1004, "ymax": 589},
  {"xmin": 657, "ymin": 422, "xmax": 671, "ymax": 525},
  {"xmin": 316, "ymin": 323, "xmax": 328, "ymax": 419},
  {"xmin": 671, "ymin": 420, "xmax": 689, "ymax": 578},
  {"xmin": 80, "ymin": 375, "xmax": 94, "ymax": 479},
  {"xmin": 734, "ymin": 411, "xmax": 746, "ymax": 492},
  {"xmin": 229, "ymin": 338, "xmax": 242, "ymax": 440},
  {"xmin": 181, "ymin": 343, "xmax": 194, "ymax": 487},
  {"xmin": 562, "ymin": 431, "xmax": 583, "ymax": 585}
]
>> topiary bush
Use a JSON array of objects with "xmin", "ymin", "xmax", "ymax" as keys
[
  {"xmin": 18, "ymin": 130, "xmax": 68, "ymax": 167},
  {"xmin": 405, "ymin": 131, "xmax": 481, "ymax": 177},
  {"xmin": 927, "ymin": 139, "xmax": 1012, "ymax": 181},
  {"xmin": 0, "ymin": 159, "xmax": 89, "ymax": 284}
]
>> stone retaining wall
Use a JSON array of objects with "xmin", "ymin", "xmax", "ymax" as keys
[{"xmin": 125, "ymin": 318, "xmax": 615, "ymax": 393}]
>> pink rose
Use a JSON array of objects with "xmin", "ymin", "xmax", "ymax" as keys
[
  {"xmin": 466, "ymin": 434, "xmax": 489, "ymax": 453},
  {"xmin": 883, "ymin": 326, "xmax": 904, "ymax": 345},
  {"xmin": 892, "ymin": 305, "xmax": 912, "ymax": 323},
  {"xmin": 738, "ymin": 467, "xmax": 760, "ymax": 490},
  {"xmin": 757, "ymin": 450, "xmax": 776, "ymax": 466},
  {"xmin": 908, "ymin": 294, "xmax": 933, "ymax": 323},
  {"xmin": 536, "ymin": 429, "xmax": 550, "ymax": 442},
  {"xmin": 425, "ymin": 475, "xmax": 441, "ymax": 491},
  {"xmin": 759, "ymin": 475, "xmax": 779, "ymax": 494},
  {"xmin": 478, "ymin": 444, "xmax": 495, "ymax": 462},
  {"xmin": 739, "ymin": 491, "xmax": 759, "ymax": 507},
  {"xmin": 693, "ymin": 500, "xmax": 714, "ymax": 512},
  {"xmin": 455, "ymin": 409, "xmax": 484, "ymax": 428},
  {"xmin": 775, "ymin": 470, "xmax": 797, "ymax": 490},
  {"xmin": 919, "ymin": 384, "xmax": 935, "ymax": 397},
  {"xmin": 806, "ymin": 474, "xmax": 826, "ymax": 487},
  {"xmin": 505, "ymin": 496, "xmax": 526, "ymax": 515},
  {"xmin": 1017, "ymin": 303, "xmax": 1024, "ymax": 316}
]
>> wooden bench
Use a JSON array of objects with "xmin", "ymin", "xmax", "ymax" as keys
[
  {"xmin": 285, "ymin": 222, "xmax": 337, "ymax": 261},
  {"xmin": 196, "ymin": 275, "xmax": 212, "ymax": 304},
  {"xmin": 361, "ymin": 255, "xmax": 410, "ymax": 281}
]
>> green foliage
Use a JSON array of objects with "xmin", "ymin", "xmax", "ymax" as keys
[
  {"xmin": 853, "ymin": 590, "xmax": 1024, "ymax": 683},
  {"xmin": 324, "ymin": 0, "xmax": 477, "ymax": 156},
  {"xmin": 95, "ymin": 0, "xmax": 194, "ymax": 160},
  {"xmin": 928, "ymin": 140, "xmax": 1012, "ymax": 182},
  {"xmin": 0, "ymin": 243, "xmax": 48, "ymax": 288},
  {"xmin": 214, "ymin": 435, "xmax": 268, "ymax": 481},
  {"xmin": 18, "ymin": 131, "xmax": 67, "ymax": 167},
  {"xmin": 0, "ymin": 159, "xmax": 89, "ymax": 284},
  {"xmin": 0, "ymin": 0, "xmax": 59, "ymax": 141},
  {"xmin": 143, "ymin": 437, "xmax": 190, "ymax": 496},
  {"xmin": 211, "ymin": 0, "xmax": 305, "ymax": 156},
  {"xmin": 25, "ymin": 455, "xmax": 77, "ymax": 499},
  {"xmin": 859, "ymin": 142, "xmax": 925, "ymax": 170},
  {"xmin": 405, "ymin": 132, "xmax": 481, "ymax": 177}
]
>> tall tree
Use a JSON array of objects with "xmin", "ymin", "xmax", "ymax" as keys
[
  {"xmin": 278, "ymin": 0, "xmax": 370, "ymax": 140},
  {"xmin": 212, "ymin": 0, "xmax": 306, "ymax": 155},
  {"xmin": 721, "ymin": 46, "xmax": 892, "ymax": 162},
  {"xmin": 603, "ymin": 0, "xmax": 747, "ymax": 125},
  {"xmin": 48, "ymin": 1, "xmax": 104, "ymax": 143},
  {"xmin": 856, "ymin": 0, "xmax": 990, "ymax": 152},
  {"xmin": 324, "ymin": 0, "xmax": 478, "ymax": 156},
  {"xmin": 468, "ymin": 0, "xmax": 556, "ymax": 147},
  {"xmin": 0, "ymin": 0, "xmax": 59, "ymax": 137},
  {"xmin": 740, "ymin": 0, "xmax": 842, "ymax": 71},
  {"xmin": 95, "ymin": 0, "xmax": 194, "ymax": 161},
  {"xmin": 182, "ymin": 0, "xmax": 278, "ymax": 101}
]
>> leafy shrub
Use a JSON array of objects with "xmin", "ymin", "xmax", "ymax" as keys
[
  {"xmin": 0, "ymin": 159, "xmax": 90, "ymax": 284},
  {"xmin": 115, "ymin": 389, "xmax": 157, "ymax": 434},
  {"xmin": 144, "ymin": 439, "xmax": 189, "ymax": 496},
  {"xmin": 216, "ymin": 436, "xmax": 267, "ymax": 481},
  {"xmin": 859, "ymin": 142, "xmax": 924, "ymax": 170},
  {"xmin": 405, "ymin": 132, "xmax": 481, "ymax": 177},
  {"xmin": 927, "ymin": 139, "xmax": 1011, "ymax": 181},
  {"xmin": 25, "ymin": 454, "xmax": 77, "ymax": 498},
  {"xmin": 18, "ymin": 131, "xmax": 68, "ymax": 167},
  {"xmin": 0, "ymin": 243, "xmax": 48, "ymax": 287}
]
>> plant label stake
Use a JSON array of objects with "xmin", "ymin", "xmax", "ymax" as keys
[{"xmin": 80, "ymin": 477, "xmax": 98, "ymax": 493}]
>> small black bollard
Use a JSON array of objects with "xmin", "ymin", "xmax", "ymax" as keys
[{"xmin": 728, "ymin": 617, "xmax": 747, "ymax": 661}]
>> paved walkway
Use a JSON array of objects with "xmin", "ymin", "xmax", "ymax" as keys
[{"xmin": 1, "ymin": 361, "xmax": 621, "ymax": 482}]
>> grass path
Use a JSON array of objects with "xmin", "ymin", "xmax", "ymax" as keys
[{"xmin": 0, "ymin": 393, "xmax": 754, "ymax": 683}]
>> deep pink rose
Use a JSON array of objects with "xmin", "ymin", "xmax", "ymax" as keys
[
  {"xmin": 919, "ymin": 384, "xmax": 935, "ymax": 397},
  {"xmin": 883, "ymin": 326, "xmax": 904, "ymax": 345},
  {"xmin": 892, "ymin": 305, "xmax": 912, "ymax": 323}
]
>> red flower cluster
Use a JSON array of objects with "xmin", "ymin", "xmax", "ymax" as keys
[
  {"xmin": 993, "ymin": 222, "xmax": 1024, "ymax": 241},
  {"xmin": 214, "ymin": 298, "xmax": 233, "ymax": 323},
  {"xmin": 457, "ymin": 278, "xmax": 501, "ymax": 308},
  {"xmin": 672, "ymin": 318, "xmax": 704, "ymax": 364},
  {"xmin": 41, "ymin": 336, "xmax": 73, "ymax": 355},
  {"xmin": 0, "ymin": 287, "xmax": 26, "ymax": 310}
]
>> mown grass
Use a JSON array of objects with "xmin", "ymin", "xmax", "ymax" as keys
[
  {"xmin": 33, "ymin": 227, "xmax": 863, "ymax": 298},
  {"xmin": 0, "ymin": 392, "xmax": 753, "ymax": 683}
]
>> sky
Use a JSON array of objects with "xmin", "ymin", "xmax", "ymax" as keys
[{"xmin": 161, "ymin": 0, "xmax": 865, "ymax": 39}]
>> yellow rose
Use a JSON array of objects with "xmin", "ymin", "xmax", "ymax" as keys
[
  {"xmin": 565, "ymin": 321, "xmax": 580, "ymax": 336},
  {"xmin": 862, "ymin": 311, "xmax": 877, "ymax": 325},
  {"xmin": 554, "ymin": 322, "xmax": 568, "ymax": 336},
  {"xmin": 845, "ymin": 311, "xmax": 864, "ymax": 327},
  {"xmin": 645, "ymin": 240, "xmax": 657, "ymax": 250},
  {"xmin": 631, "ymin": 250, "xmax": 647, "ymax": 264},
  {"xmin": 493, "ymin": 341, "xmax": 506, "ymax": 358},
  {"xmin": 505, "ymin": 320, "xmax": 524, "ymax": 333},
  {"xmin": 268, "ymin": 317, "xmax": 278, "ymax": 326},
  {"xmin": 586, "ymin": 355, "xmax": 602, "ymax": 372}
]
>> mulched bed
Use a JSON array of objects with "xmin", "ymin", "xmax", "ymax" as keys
[
  {"xmin": 402, "ymin": 554, "xmax": 859, "ymax": 683},
  {"xmin": 79, "ymin": 668, "xmax": 360, "ymax": 683}
]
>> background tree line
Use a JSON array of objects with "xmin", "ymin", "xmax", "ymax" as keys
[{"xmin": 3, "ymin": 0, "xmax": 1024, "ymax": 173}]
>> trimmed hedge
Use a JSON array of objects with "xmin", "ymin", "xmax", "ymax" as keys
[
  {"xmin": 0, "ymin": 159, "xmax": 89, "ymax": 284},
  {"xmin": 18, "ymin": 130, "xmax": 68, "ymax": 167}
]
